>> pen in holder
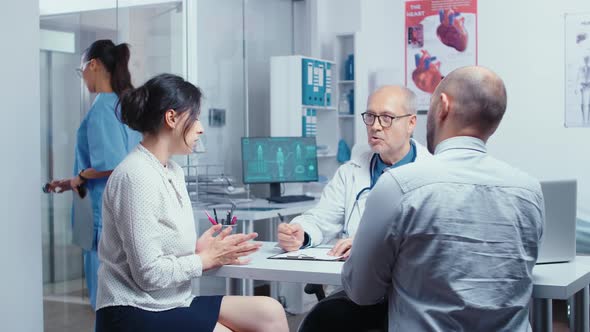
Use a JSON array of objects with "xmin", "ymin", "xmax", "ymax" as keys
[
  {"xmin": 220, "ymin": 223, "xmax": 236, "ymax": 234},
  {"xmin": 223, "ymin": 209, "xmax": 237, "ymax": 233}
]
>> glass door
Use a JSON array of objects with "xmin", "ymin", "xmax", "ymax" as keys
[{"xmin": 40, "ymin": 1, "xmax": 187, "ymax": 331}]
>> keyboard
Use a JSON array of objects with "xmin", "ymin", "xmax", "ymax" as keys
[{"xmin": 267, "ymin": 195, "xmax": 315, "ymax": 204}]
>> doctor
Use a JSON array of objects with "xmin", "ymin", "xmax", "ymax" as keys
[
  {"xmin": 277, "ymin": 85, "xmax": 431, "ymax": 256},
  {"xmin": 277, "ymin": 85, "xmax": 430, "ymax": 331}
]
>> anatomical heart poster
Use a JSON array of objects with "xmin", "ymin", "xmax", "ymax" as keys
[
  {"xmin": 405, "ymin": 0, "xmax": 477, "ymax": 111},
  {"xmin": 565, "ymin": 13, "xmax": 590, "ymax": 127}
]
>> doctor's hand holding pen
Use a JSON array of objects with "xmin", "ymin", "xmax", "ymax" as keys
[{"xmin": 277, "ymin": 223, "xmax": 305, "ymax": 252}]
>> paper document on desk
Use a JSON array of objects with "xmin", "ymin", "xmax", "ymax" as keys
[{"xmin": 269, "ymin": 247, "xmax": 344, "ymax": 261}]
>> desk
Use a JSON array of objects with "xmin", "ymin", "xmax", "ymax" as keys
[
  {"xmin": 205, "ymin": 243, "xmax": 343, "ymax": 286},
  {"xmin": 205, "ymin": 243, "xmax": 590, "ymax": 332},
  {"xmin": 532, "ymin": 256, "xmax": 590, "ymax": 332}
]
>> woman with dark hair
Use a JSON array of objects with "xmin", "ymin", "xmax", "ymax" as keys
[
  {"xmin": 46, "ymin": 39, "xmax": 142, "ymax": 309},
  {"xmin": 96, "ymin": 73, "xmax": 288, "ymax": 332}
]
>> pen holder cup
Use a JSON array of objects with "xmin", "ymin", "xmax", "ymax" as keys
[{"xmin": 220, "ymin": 224, "xmax": 238, "ymax": 234}]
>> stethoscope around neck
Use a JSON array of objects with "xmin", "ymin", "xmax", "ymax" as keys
[{"xmin": 343, "ymin": 154, "xmax": 379, "ymax": 236}]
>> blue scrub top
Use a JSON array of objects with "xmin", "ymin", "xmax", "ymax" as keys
[{"xmin": 74, "ymin": 92, "xmax": 142, "ymax": 234}]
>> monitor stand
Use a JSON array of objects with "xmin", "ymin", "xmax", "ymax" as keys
[{"xmin": 267, "ymin": 183, "xmax": 315, "ymax": 204}]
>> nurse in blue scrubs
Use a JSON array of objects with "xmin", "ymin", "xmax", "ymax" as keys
[{"xmin": 47, "ymin": 39, "xmax": 141, "ymax": 309}]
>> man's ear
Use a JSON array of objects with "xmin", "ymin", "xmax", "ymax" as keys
[
  {"xmin": 164, "ymin": 109, "xmax": 177, "ymax": 129},
  {"xmin": 438, "ymin": 93, "xmax": 451, "ymax": 122},
  {"xmin": 407, "ymin": 114, "xmax": 417, "ymax": 134}
]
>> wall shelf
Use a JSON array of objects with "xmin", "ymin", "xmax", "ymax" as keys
[
  {"xmin": 335, "ymin": 33, "xmax": 358, "ymax": 157},
  {"xmin": 301, "ymin": 105, "xmax": 337, "ymax": 111}
]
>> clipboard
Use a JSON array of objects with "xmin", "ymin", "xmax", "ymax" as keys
[{"xmin": 268, "ymin": 247, "xmax": 345, "ymax": 262}]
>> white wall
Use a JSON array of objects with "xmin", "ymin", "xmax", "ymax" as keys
[
  {"xmin": 322, "ymin": 0, "xmax": 590, "ymax": 217},
  {"xmin": 195, "ymin": 0, "xmax": 246, "ymax": 181},
  {"xmin": 246, "ymin": 0, "xmax": 294, "ymax": 138},
  {"xmin": 311, "ymin": 0, "xmax": 361, "ymax": 59},
  {"xmin": 478, "ymin": 0, "xmax": 590, "ymax": 218},
  {"xmin": 195, "ymin": 0, "xmax": 296, "ymax": 190},
  {"xmin": 0, "ymin": 0, "xmax": 43, "ymax": 331}
]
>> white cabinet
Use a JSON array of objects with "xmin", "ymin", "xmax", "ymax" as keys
[{"xmin": 270, "ymin": 55, "xmax": 341, "ymax": 191}]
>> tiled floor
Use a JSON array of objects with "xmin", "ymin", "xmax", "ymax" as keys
[
  {"xmin": 44, "ymin": 298, "xmax": 574, "ymax": 332},
  {"xmin": 43, "ymin": 299, "xmax": 305, "ymax": 332}
]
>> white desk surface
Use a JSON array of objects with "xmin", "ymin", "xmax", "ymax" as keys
[
  {"xmin": 193, "ymin": 198, "xmax": 316, "ymax": 221},
  {"xmin": 204, "ymin": 242, "xmax": 344, "ymax": 285},
  {"xmin": 532, "ymin": 255, "xmax": 590, "ymax": 299},
  {"xmin": 205, "ymin": 242, "xmax": 590, "ymax": 300}
]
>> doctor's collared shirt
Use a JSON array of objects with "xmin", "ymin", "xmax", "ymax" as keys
[{"xmin": 342, "ymin": 136, "xmax": 544, "ymax": 332}]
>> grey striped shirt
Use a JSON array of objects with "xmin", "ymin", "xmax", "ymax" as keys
[{"xmin": 343, "ymin": 136, "xmax": 544, "ymax": 332}]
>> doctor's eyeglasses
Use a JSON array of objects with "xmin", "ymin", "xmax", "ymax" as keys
[
  {"xmin": 74, "ymin": 60, "xmax": 92, "ymax": 78},
  {"xmin": 361, "ymin": 112, "xmax": 412, "ymax": 128}
]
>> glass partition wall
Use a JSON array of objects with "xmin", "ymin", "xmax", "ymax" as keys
[
  {"xmin": 40, "ymin": 0, "xmax": 297, "ymax": 330},
  {"xmin": 40, "ymin": 1, "xmax": 189, "ymax": 330}
]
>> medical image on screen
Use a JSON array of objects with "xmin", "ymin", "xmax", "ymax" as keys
[{"xmin": 241, "ymin": 137, "xmax": 319, "ymax": 184}]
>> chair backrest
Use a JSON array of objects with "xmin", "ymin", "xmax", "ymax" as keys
[
  {"xmin": 303, "ymin": 283, "xmax": 325, "ymax": 301},
  {"xmin": 297, "ymin": 291, "xmax": 387, "ymax": 332}
]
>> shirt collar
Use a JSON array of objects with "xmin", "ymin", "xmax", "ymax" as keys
[
  {"xmin": 434, "ymin": 136, "xmax": 487, "ymax": 155},
  {"xmin": 137, "ymin": 144, "xmax": 170, "ymax": 175},
  {"xmin": 371, "ymin": 140, "xmax": 416, "ymax": 187}
]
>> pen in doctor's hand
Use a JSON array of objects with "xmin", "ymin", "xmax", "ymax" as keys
[
  {"xmin": 277, "ymin": 213, "xmax": 284, "ymax": 222},
  {"xmin": 204, "ymin": 211, "xmax": 217, "ymax": 225},
  {"xmin": 213, "ymin": 208, "xmax": 219, "ymax": 224}
]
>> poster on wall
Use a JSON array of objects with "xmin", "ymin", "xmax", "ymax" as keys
[
  {"xmin": 565, "ymin": 13, "xmax": 590, "ymax": 128},
  {"xmin": 405, "ymin": 0, "xmax": 478, "ymax": 111}
]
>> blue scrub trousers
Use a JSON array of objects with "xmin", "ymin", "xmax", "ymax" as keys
[
  {"xmin": 84, "ymin": 249, "xmax": 100, "ymax": 310},
  {"xmin": 85, "ymin": 227, "xmax": 101, "ymax": 310}
]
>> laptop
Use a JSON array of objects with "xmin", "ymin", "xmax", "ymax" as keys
[{"xmin": 536, "ymin": 179, "xmax": 577, "ymax": 264}]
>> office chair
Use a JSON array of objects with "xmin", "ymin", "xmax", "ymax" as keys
[
  {"xmin": 304, "ymin": 283, "xmax": 325, "ymax": 301},
  {"xmin": 297, "ymin": 291, "xmax": 388, "ymax": 332}
]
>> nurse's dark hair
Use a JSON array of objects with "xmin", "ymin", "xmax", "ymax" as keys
[
  {"xmin": 120, "ymin": 73, "xmax": 202, "ymax": 141},
  {"xmin": 83, "ymin": 39, "xmax": 133, "ymax": 98}
]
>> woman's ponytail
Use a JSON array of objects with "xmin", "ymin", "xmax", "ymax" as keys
[
  {"xmin": 83, "ymin": 40, "xmax": 134, "ymax": 98},
  {"xmin": 120, "ymin": 86, "xmax": 151, "ymax": 132},
  {"xmin": 119, "ymin": 74, "xmax": 202, "ymax": 138},
  {"xmin": 110, "ymin": 43, "xmax": 133, "ymax": 97}
]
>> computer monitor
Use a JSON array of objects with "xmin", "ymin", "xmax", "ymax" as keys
[{"xmin": 241, "ymin": 136, "xmax": 319, "ymax": 199}]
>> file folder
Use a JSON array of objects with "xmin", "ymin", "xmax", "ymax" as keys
[
  {"xmin": 325, "ymin": 62, "xmax": 332, "ymax": 106},
  {"xmin": 316, "ymin": 60, "xmax": 325, "ymax": 106},
  {"xmin": 302, "ymin": 108, "xmax": 317, "ymax": 137},
  {"xmin": 302, "ymin": 58, "xmax": 315, "ymax": 106}
]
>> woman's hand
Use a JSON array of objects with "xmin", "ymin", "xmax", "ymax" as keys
[
  {"xmin": 196, "ymin": 224, "xmax": 223, "ymax": 254},
  {"xmin": 46, "ymin": 179, "xmax": 73, "ymax": 193},
  {"xmin": 199, "ymin": 227, "xmax": 262, "ymax": 271}
]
